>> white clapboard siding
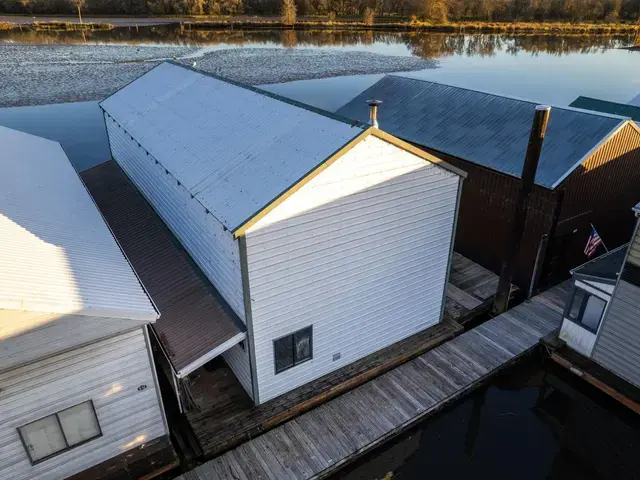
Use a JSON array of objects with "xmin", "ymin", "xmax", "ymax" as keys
[
  {"xmin": 0, "ymin": 310, "xmax": 143, "ymax": 372},
  {"xmin": 106, "ymin": 119, "xmax": 246, "ymax": 321},
  {"xmin": 245, "ymin": 135, "xmax": 460, "ymax": 402},
  {"xmin": 222, "ymin": 344, "xmax": 253, "ymax": 399},
  {"xmin": 0, "ymin": 328, "xmax": 166, "ymax": 480}
]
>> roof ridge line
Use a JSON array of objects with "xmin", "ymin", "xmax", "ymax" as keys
[
  {"xmin": 387, "ymin": 74, "xmax": 630, "ymax": 119},
  {"xmin": 166, "ymin": 61, "xmax": 365, "ymax": 128}
]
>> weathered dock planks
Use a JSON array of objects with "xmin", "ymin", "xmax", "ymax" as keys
[
  {"xmin": 444, "ymin": 252, "xmax": 504, "ymax": 323},
  {"xmin": 176, "ymin": 281, "xmax": 570, "ymax": 480}
]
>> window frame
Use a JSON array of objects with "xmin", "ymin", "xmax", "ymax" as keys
[
  {"xmin": 18, "ymin": 400, "xmax": 102, "ymax": 465},
  {"xmin": 564, "ymin": 286, "xmax": 607, "ymax": 335},
  {"xmin": 273, "ymin": 326, "xmax": 313, "ymax": 375}
]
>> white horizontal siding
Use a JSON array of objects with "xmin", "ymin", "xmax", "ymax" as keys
[
  {"xmin": 559, "ymin": 318, "xmax": 598, "ymax": 357},
  {"xmin": 245, "ymin": 136, "xmax": 460, "ymax": 402},
  {"xmin": 0, "ymin": 328, "xmax": 166, "ymax": 480},
  {"xmin": 106, "ymin": 119, "xmax": 245, "ymax": 321},
  {"xmin": 222, "ymin": 344, "xmax": 253, "ymax": 399},
  {"xmin": 0, "ymin": 126, "xmax": 155, "ymax": 320},
  {"xmin": 593, "ymin": 280, "xmax": 640, "ymax": 387},
  {"xmin": 0, "ymin": 310, "xmax": 143, "ymax": 372}
]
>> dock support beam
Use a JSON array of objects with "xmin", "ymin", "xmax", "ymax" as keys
[{"xmin": 493, "ymin": 105, "xmax": 551, "ymax": 315}]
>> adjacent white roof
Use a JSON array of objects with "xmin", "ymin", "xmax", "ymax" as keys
[
  {"xmin": 100, "ymin": 62, "xmax": 365, "ymax": 233},
  {"xmin": 0, "ymin": 126, "xmax": 157, "ymax": 321}
]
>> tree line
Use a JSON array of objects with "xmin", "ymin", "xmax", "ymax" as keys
[{"xmin": 1, "ymin": 0, "xmax": 639, "ymax": 24}]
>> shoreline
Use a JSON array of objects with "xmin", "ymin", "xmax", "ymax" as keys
[{"xmin": 2, "ymin": 17, "xmax": 640, "ymax": 35}]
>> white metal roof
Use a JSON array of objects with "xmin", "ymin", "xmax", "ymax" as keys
[
  {"xmin": 0, "ymin": 126, "xmax": 157, "ymax": 321},
  {"xmin": 100, "ymin": 62, "xmax": 365, "ymax": 233}
]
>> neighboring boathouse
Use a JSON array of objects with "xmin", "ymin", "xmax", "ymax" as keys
[
  {"xmin": 338, "ymin": 76, "xmax": 640, "ymax": 291},
  {"xmin": 98, "ymin": 61, "xmax": 465, "ymax": 415},
  {"xmin": 558, "ymin": 203, "xmax": 640, "ymax": 389},
  {"xmin": 0, "ymin": 126, "xmax": 175, "ymax": 480}
]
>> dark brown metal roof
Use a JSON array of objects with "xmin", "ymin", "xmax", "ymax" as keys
[{"xmin": 81, "ymin": 160, "xmax": 244, "ymax": 374}]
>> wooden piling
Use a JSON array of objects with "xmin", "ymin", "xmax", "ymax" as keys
[{"xmin": 493, "ymin": 105, "xmax": 552, "ymax": 314}]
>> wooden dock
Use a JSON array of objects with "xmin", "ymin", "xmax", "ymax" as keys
[
  {"xmin": 176, "ymin": 281, "xmax": 570, "ymax": 480},
  {"xmin": 178, "ymin": 252, "xmax": 494, "ymax": 459},
  {"xmin": 444, "ymin": 252, "xmax": 503, "ymax": 324}
]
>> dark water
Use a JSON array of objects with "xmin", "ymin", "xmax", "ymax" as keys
[
  {"xmin": 334, "ymin": 356, "xmax": 640, "ymax": 480},
  {"xmin": 0, "ymin": 101, "xmax": 109, "ymax": 171}
]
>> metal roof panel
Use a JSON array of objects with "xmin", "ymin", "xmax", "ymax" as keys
[{"xmin": 337, "ymin": 76, "xmax": 624, "ymax": 188}]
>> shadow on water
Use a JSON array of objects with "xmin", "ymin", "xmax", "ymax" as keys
[
  {"xmin": 0, "ymin": 24, "xmax": 634, "ymax": 59},
  {"xmin": 334, "ymin": 355, "xmax": 640, "ymax": 480}
]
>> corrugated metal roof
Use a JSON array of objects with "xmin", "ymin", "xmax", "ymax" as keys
[
  {"xmin": 81, "ymin": 160, "xmax": 245, "ymax": 374},
  {"xmin": 572, "ymin": 244, "xmax": 628, "ymax": 281},
  {"xmin": 336, "ymin": 75, "xmax": 626, "ymax": 189},
  {"xmin": 100, "ymin": 62, "xmax": 364, "ymax": 233},
  {"xmin": 0, "ymin": 126, "xmax": 156, "ymax": 321},
  {"xmin": 570, "ymin": 96, "xmax": 640, "ymax": 121}
]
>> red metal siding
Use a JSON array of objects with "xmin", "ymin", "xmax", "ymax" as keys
[{"xmin": 556, "ymin": 123, "xmax": 640, "ymax": 274}]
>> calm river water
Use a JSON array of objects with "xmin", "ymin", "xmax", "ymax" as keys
[{"xmin": 2, "ymin": 25, "xmax": 640, "ymax": 479}]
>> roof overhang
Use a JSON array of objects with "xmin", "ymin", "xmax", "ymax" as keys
[
  {"xmin": 232, "ymin": 127, "xmax": 467, "ymax": 238},
  {"xmin": 174, "ymin": 331, "xmax": 246, "ymax": 378}
]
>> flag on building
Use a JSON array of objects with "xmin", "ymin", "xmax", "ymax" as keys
[{"xmin": 584, "ymin": 226, "xmax": 603, "ymax": 258}]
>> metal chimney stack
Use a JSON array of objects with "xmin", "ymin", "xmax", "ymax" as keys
[{"xmin": 367, "ymin": 99, "xmax": 382, "ymax": 128}]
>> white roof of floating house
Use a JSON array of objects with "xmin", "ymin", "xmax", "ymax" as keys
[
  {"xmin": 0, "ymin": 126, "xmax": 157, "ymax": 321},
  {"xmin": 100, "ymin": 62, "xmax": 464, "ymax": 236}
]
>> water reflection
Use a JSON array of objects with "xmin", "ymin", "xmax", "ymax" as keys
[{"xmin": 0, "ymin": 24, "xmax": 633, "ymax": 59}]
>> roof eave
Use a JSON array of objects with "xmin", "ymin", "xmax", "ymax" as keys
[{"xmin": 550, "ymin": 119, "xmax": 630, "ymax": 189}]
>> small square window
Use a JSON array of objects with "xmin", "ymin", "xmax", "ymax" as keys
[
  {"xmin": 18, "ymin": 400, "xmax": 101, "ymax": 465},
  {"xmin": 274, "ymin": 326, "xmax": 313, "ymax": 374},
  {"xmin": 565, "ymin": 287, "xmax": 607, "ymax": 334}
]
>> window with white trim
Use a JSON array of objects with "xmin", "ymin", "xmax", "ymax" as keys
[
  {"xmin": 566, "ymin": 287, "xmax": 607, "ymax": 334},
  {"xmin": 274, "ymin": 326, "xmax": 313, "ymax": 374},
  {"xmin": 18, "ymin": 400, "xmax": 101, "ymax": 464}
]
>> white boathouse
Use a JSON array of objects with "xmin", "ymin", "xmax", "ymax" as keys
[
  {"xmin": 100, "ymin": 62, "xmax": 466, "ymax": 405},
  {"xmin": 0, "ymin": 126, "xmax": 172, "ymax": 480}
]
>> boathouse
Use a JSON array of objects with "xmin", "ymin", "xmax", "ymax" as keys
[
  {"xmin": 558, "ymin": 203, "xmax": 640, "ymax": 389},
  {"xmin": 337, "ymin": 76, "xmax": 640, "ymax": 291},
  {"xmin": 570, "ymin": 96, "xmax": 640, "ymax": 121},
  {"xmin": 99, "ymin": 61, "xmax": 465, "ymax": 413},
  {"xmin": 0, "ymin": 126, "xmax": 174, "ymax": 479}
]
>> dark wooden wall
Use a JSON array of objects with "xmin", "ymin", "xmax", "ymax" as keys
[{"xmin": 423, "ymin": 147, "xmax": 558, "ymax": 290}]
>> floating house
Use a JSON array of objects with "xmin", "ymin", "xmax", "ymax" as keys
[
  {"xmin": 99, "ymin": 62, "xmax": 465, "ymax": 409},
  {"xmin": 338, "ymin": 76, "xmax": 640, "ymax": 290},
  {"xmin": 0, "ymin": 127, "xmax": 174, "ymax": 479},
  {"xmin": 558, "ymin": 203, "xmax": 640, "ymax": 390},
  {"xmin": 570, "ymin": 96, "xmax": 640, "ymax": 122}
]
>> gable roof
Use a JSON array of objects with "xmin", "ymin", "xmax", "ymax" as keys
[
  {"xmin": 100, "ymin": 63, "xmax": 463, "ymax": 237},
  {"xmin": 570, "ymin": 96, "xmax": 640, "ymax": 122},
  {"xmin": 572, "ymin": 244, "xmax": 628, "ymax": 283},
  {"xmin": 336, "ymin": 75, "xmax": 628, "ymax": 189},
  {"xmin": 0, "ymin": 126, "xmax": 156, "ymax": 321},
  {"xmin": 100, "ymin": 62, "xmax": 366, "ymax": 234}
]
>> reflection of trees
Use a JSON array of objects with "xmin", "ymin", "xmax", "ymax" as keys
[{"xmin": 0, "ymin": 24, "xmax": 634, "ymax": 57}]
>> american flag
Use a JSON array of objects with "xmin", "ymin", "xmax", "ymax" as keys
[{"xmin": 584, "ymin": 226, "xmax": 603, "ymax": 258}]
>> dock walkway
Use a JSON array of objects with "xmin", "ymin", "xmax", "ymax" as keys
[{"xmin": 177, "ymin": 282, "xmax": 570, "ymax": 480}]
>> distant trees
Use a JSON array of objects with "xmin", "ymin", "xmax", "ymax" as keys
[
  {"xmin": 1, "ymin": 0, "xmax": 639, "ymax": 21},
  {"xmin": 362, "ymin": 6, "xmax": 374, "ymax": 24},
  {"xmin": 281, "ymin": 0, "xmax": 296, "ymax": 24}
]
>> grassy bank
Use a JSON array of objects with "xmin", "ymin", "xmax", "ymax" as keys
[
  {"xmin": 0, "ymin": 20, "xmax": 114, "ymax": 31},
  {"xmin": 1, "ymin": 17, "xmax": 639, "ymax": 34}
]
